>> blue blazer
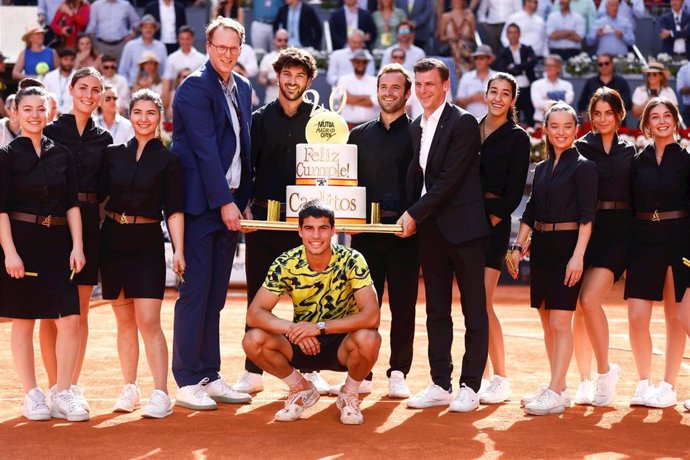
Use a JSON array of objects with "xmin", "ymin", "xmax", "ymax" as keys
[
  {"xmin": 328, "ymin": 7, "xmax": 377, "ymax": 50},
  {"xmin": 171, "ymin": 60, "xmax": 252, "ymax": 217},
  {"xmin": 144, "ymin": 0, "xmax": 188, "ymax": 41},
  {"xmin": 660, "ymin": 10, "xmax": 690, "ymax": 59}
]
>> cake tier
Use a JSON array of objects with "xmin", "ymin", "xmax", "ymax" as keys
[
  {"xmin": 286, "ymin": 185, "xmax": 366, "ymax": 224},
  {"xmin": 295, "ymin": 143, "xmax": 358, "ymax": 186}
]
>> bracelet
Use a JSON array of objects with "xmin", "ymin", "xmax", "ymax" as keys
[{"xmin": 508, "ymin": 244, "xmax": 522, "ymax": 252}]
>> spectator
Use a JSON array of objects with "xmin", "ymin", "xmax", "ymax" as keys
[
  {"xmin": 251, "ymin": 0, "xmax": 283, "ymax": 52},
  {"xmin": 337, "ymin": 49, "xmax": 379, "ymax": 125},
  {"xmin": 42, "ymin": 47, "xmax": 77, "ymax": 114},
  {"xmin": 577, "ymin": 53, "xmax": 632, "ymax": 119},
  {"xmin": 530, "ymin": 54, "xmax": 574, "ymax": 124},
  {"xmin": 86, "ymin": 0, "xmax": 140, "ymax": 60},
  {"xmin": 496, "ymin": 23, "xmax": 537, "ymax": 124},
  {"xmin": 96, "ymin": 84, "xmax": 134, "ymax": 144},
  {"xmin": 234, "ymin": 62, "xmax": 261, "ymax": 107},
  {"xmin": 12, "ymin": 24, "xmax": 59, "ymax": 81},
  {"xmin": 101, "ymin": 54, "xmax": 130, "ymax": 114},
  {"xmin": 167, "ymin": 68, "xmax": 194, "ymax": 118},
  {"xmin": 144, "ymin": 0, "xmax": 188, "ymax": 55},
  {"xmin": 631, "ymin": 62, "xmax": 678, "ymax": 118},
  {"xmin": 500, "ymin": 0, "xmax": 547, "ymax": 57},
  {"xmin": 213, "ymin": 0, "xmax": 245, "ymax": 24},
  {"xmin": 676, "ymin": 61, "xmax": 690, "ymax": 124},
  {"xmin": 455, "ymin": 45, "xmax": 497, "ymax": 120},
  {"xmin": 597, "ymin": 0, "xmax": 645, "ymax": 25},
  {"xmin": 257, "ymin": 29, "xmax": 289, "ymax": 104},
  {"xmin": 327, "ymin": 29, "xmax": 376, "ymax": 86},
  {"xmin": 238, "ymin": 43, "xmax": 259, "ymax": 78},
  {"xmin": 394, "ymin": 0, "xmax": 433, "ymax": 50},
  {"xmin": 329, "ymin": 0, "xmax": 377, "ymax": 50},
  {"xmin": 274, "ymin": 0, "xmax": 323, "ymax": 49},
  {"xmin": 74, "ymin": 33, "xmax": 103, "ymax": 70},
  {"xmin": 50, "ymin": 0, "xmax": 90, "ymax": 49},
  {"xmin": 550, "ymin": 0, "xmax": 596, "ymax": 36},
  {"xmin": 133, "ymin": 51, "xmax": 164, "ymax": 94},
  {"xmin": 587, "ymin": 0, "xmax": 634, "ymax": 56},
  {"xmin": 0, "ymin": 52, "xmax": 7, "ymax": 117},
  {"xmin": 162, "ymin": 26, "xmax": 206, "ymax": 110},
  {"xmin": 0, "ymin": 95, "xmax": 19, "ymax": 148},
  {"xmin": 46, "ymin": 92, "xmax": 60, "ymax": 121},
  {"xmin": 380, "ymin": 21, "xmax": 426, "ymax": 72},
  {"xmin": 119, "ymin": 14, "xmax": 168, "ymax": 85},
  {"xmin": 477, "ymin": 0, "xmax": 522, "ymax": 55},
  {"xmin": 438, "ymin": 0, "xmax": 477, "ymax": 75},
  {"xmin": 38, "ymin": 0, "xmax": 64, "ymax": 35},
  {"xmin": 372, "ymin": 0, "xmax": 407, "ymax": 49},
  {"xmin": 660, "ymin": 0, "xmax": 690, "ymax": 60},
  {"xmin": 546, "ymin": 0, "xmax": 585, "ymax": 60}
]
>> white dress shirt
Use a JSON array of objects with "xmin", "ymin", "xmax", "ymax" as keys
[
  {"xmin": 259, "ymin": 50, "xmax": 279, "ymax": 104},
  {"xmin": 163, "ymin": 48, "xmax": 207, "ymax": 80},
  {"xmin": 220, "ymin": 78, "xmax": 242, "ymax": 190},
  {"xmin": 336, "ymin": 73, "xmax": 379, "ymax": 124},
  {"xmin": 159, "ymin": 0, "xmax": 177, "ymax": 44},
  {"xmin": 43, "ymin": 69, "xmax": 76, "ymax": 114},
  {"xmin": 238, "ymin": 44, "xmax": 259, "ymax": 78},
  {"xmin": 326, "ymin": 47, "xmax": 376, "ymax": 87},
  {"xmin": 478, "ymin": 0, "xmax": 523, "ymax": 24},
  {"xmin": 456, "ymin": 69, "xmax": 496, "ymax": 120},
  {"xmin": 380, "ymin": 44, "xmax": 427, "ymax": 72},
  {"xmin": 530, "ymin": 77, "xmax": 575, "ymax": 122},
  {"xmin": 419, "ymin": 102, "xmax": 446, "ymax": 196},
  {"xmin": 96, "ymin": 113, "xmax": 135, "ymax": 145},
  {"xmin": 500, "ymin": 10, "xmax": 547, "ymax": 56}
]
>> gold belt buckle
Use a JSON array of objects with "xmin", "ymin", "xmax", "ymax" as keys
[
  {"xmin": 119, "ymin": 212, "xmax": 129, "ymax": 224},
  {"xmin": 652, "ymin": 210, "xmax": 660, "ymax": 222},
  {"xmin": 41, "ymin": 215, "xmax": 52, "ymax": 228}
]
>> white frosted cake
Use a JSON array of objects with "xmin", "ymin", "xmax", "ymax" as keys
[{"xmin": 286, "ymin": 143, "xmax": 366, "ymax": 224}]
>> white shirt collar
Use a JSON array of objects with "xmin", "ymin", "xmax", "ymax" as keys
[{"xmin": 422, "ymin": 102, "xmax": 446, "ymax": 126}]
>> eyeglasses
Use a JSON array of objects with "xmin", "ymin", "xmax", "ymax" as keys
[
  {"xmin": 104, "ymin": 96, "xmax": 118, "ymax": 101},
  {"xmin": 208, "ymin": 42, "xmax": 241, "ymax": 56},
  {"xmin": 392, "ymin": 55, "xmax": 405, "ymax": 60},
  {"xmin": 103, "ymin": 65, "xmax": 117, "ymax": 70},
  {"xmin": 597, "ymin": 61, "xmax": 611, "ymax": 67}
]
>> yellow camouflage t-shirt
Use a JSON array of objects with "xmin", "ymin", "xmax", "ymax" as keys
[{"xmin": 262, "ymin": 244, "xmax": 373, "ymax": 323}]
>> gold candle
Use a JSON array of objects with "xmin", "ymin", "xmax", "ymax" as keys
[
  {"xmin": 267, "ymin": 200, "xmax": 280, "ymax": 221},
  {"xmin": 370, "ymin": 202, "xmax": 381, "ymax": 225}
]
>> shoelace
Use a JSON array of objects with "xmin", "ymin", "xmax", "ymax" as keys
[
  {"xmin": 27, "ymin": 390, "xmax": 48, "ymax": 410},
  {"xmin": 60, "ymin": 392, "xmax": 82, "ymax": 412},
  {"xmin": 121, "ymin": 385, "xmax": 138, "ymax": 402},
  {"xmin": 486, "ymin": 379, "xmax": 502, "ymax": 394},
  {"xmin": 149, "ymin": 392, "xmax": 167, "ymax": 408},
  {"xmin": 193, "ymin": 378, "xmax": 211, "ymax": 399},
  {"xmin": 339, "ymin": 393, "xmax": 360, "ymax": 415}
]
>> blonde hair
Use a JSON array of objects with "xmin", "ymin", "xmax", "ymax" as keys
[{"xmin": 206, "ymin": 16, "xmax": 245, "ymax": 44}]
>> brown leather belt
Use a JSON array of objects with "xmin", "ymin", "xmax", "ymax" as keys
[
  {"xmin": 78, "ymin": 192, "xmax": 98, "ymax": 203},
  {"xmin": 106, "ymin": 211, "xmax": 159, "ymax": 224},
  {"xmin": 252, "ymin": 197, "xmax": 286, "ymax": 212},
  {"xmin": 597, "ymin": 200, "xmax": 630, "ymax": 210},
  {"xmin": 533, "ymin": 221, "xmax": 579, "ymax": 232},
  {"xmin": 635, "ymin": 210, "xmax": 689, "ymax": 221},
  {"xmin": 10, "ymin": 211, "xmax": 66, "ymax": 227},
  {"xmin": 484, "ymin": 192, "xmax": 502, "ymax": 199}
]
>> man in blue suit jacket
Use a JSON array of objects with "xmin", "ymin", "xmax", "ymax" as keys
[
  {"xmin": 659, "ymin": 0, "xmax": 690, "ymax": 59},
  {"xmin": 329, "ymin": 0, "xmax": 377, "ymax": 50},
  {"xmin": 171, "ymin": 16, "xmax": 253, "ymax": 411},
  {"xmin": 144, "ymin": 0, "xmax": 187, "ymax": 54}
]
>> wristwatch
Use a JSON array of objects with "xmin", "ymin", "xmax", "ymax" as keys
[{"xmin": 317, "ymin": 321, "xmax": 327, "ymax": 335}]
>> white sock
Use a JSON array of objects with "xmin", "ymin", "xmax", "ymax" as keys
[
  {"xmin": 342, "ymin": 375, "xmax": 362, "ymax": 395},
  {"xmin": 282, "ymin": 369, "xmax": 304, "ymax": 391}
]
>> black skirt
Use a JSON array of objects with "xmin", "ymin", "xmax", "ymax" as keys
[
  {"xmin": 100, "ymin": 217, "xmax": 166, "ymax": 300},
  {"xmin": 74, "ymin": 201, "xmax": 100, "ymax": 286},
  {"xmin": 584, "ymin": 209, "xmax": 633, "ymax": 281},
  {"xmin": 529, "ymin": 230, "xmax": 582, "ymax": 311},
  {"xmin": 0, "ymin": 221, "xmax": 79, "ymax": 319},
  {"xmin": 625, "ymin": 217, "xmax": 690, "ymax": 302},
  {"xmin": 485, "ymin": 218, "xmax": 511, "ymax": 271}
]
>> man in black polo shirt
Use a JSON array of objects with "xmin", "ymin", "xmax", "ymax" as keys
[
  {"xmin": 233, "ymin": 47, "xmax": 332, "ymax": 395},
  {"xmin": 577, "ymin": 53, "xmax": 632, "ymax": 122},
  {"xmin": 342, "ymin": 63, "xmax": 419, "ymax": 399}
]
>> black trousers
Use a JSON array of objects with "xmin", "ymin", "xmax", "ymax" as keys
[
  {"xmin": 418, "ymin": 219, "xmax": 488, "ymax": 393},
  {"xmin": 351, "ymin": 233, "xmax": 420, "ymax": 378},
  {"xmin": 244, "ymin": 205, "xmax": 302, "ymax": 374}
]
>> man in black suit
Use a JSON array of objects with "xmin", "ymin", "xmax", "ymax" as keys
[
  {"xmin": 273, "ymin": 0, "xmax": 323, "ymax": 49},
  {"xmin": 659, "ymin": 0, "xmax": 690, "ymax": 59},
  {"xmin": 496, "ymin": 23, "xmax": 537, "ymax": 125},
  {"xmin": 329, "ymin": 0, "xmax": 377, "ymax": 50},
  {"xmin": 144, "ymin": 0, "xmax": 187, "ymax": 54},
  {"xmin": 398, "ymin": 58, "xmax": 490, "ymax": 413}
]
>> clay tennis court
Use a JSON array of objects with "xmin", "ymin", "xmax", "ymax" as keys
[{"xmin": 2, "ymin": 281, "xmax": 689, "ymax": 458}]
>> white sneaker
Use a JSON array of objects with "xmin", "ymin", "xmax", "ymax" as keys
[
  {"xmin": 232, "ymin": 371, "xmax": 264, "ymax": 393},
  {"xmin": 113, "ymin": 383, "xmax": 141, "ymax": 413},
  {"xmin": 142, "ymin": 390, "xmax": 173, "ymax": 419},
  {"xmin": 303, "ymin": 372, "xmax": 330, "ymax": 396},
  {"xmin": 561, "ymin": 388, "xmax": 572, "ymax": 408},
  {"xmin": 683, "ymin": 399, "xmax": 690, "ymax": 411},
  {"xmin": 388, "ymin": 371, "xmax": 410, "ymax": 399},
  {"xmin": 274, "ymin": 383, "xmax": 320, "ymax": 422},
  {"xmin": 645, "ymin": 381, "xmax": 677, "ymax": 408},
  {"xmin": 47, "ymin": 385, "xmax": 57, "ymax": 411},
  {"xmin": 328, "ymin": 378, "xmax": 373, "ymax": 396},
  {"xmin": 592, "ymin": 364, "xmax": 620, "ymax": 407},
  {"xmin": 449, "ymin": 384, "xmax": 479, "ymax": 412},
  {"xmin": 206, "ymin": 375, "xmax": 252, "ymax": 404},
  {"xmin": 630, "ymin": 379, "xmax": 654, "ymax": 406},
  {"xmin": 51, "ymin": 389, "xmax": 90, "ymax": 422},
  {"xmin": 524, "ymin": 388, "xmax": 566, "ymax": 416},
  {"xmin": 23, "ymin": 387, "xmax": 51, "ymax": 421},
  {"xmin": 175, "ymin": 378, "xmax": 217, "ymax": 410},
  {"xmin": 520, "ymin": 384, "xmax": 548, "ymax": 407},
  {"xmin": 407, "ymin": 383, "xmax": 453, "ymax": 409},
  {"xmin": 336, "ymin": 391, "xmax": 364, "ymax": 425},
  {"xmin": 71, "ymin": 385, "xmax": 90, "ymax": 412},
  {"xmin": 479, "ymin": 375, "xmax": 511, "ymax": 404},
  {"xmin": 478, "ymin": 378, "xmax": 490, "ymax": 396},
  {"xmin": 574, "ymin": 378, "xmax": 595, "ymax": 405}
]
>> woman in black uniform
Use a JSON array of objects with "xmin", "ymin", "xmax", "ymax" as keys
[
  {"xmin": 41, "ymin": 67, "xmax": 112, "ymax": 411},
  {"xmin": 507, "ymin": 101, "xmax": 598, "ymax": 416},
  {"xmin": 570, "ymin": 88, "xmax": 635, "ymax": 407},
  {"xmin": 100, "ymin": 89, "xmax": 184, "ymax": 419},
  {"xmin": 477, "ymin": 72, "xmax": 530, "ymax": 405},
  {"xmin": 625, "ymin": 97, "xmax": 690, "ymax": 409},
  {"xmin": 0, "ymin": 86, "xmax": 87, "ymax": 421}
]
